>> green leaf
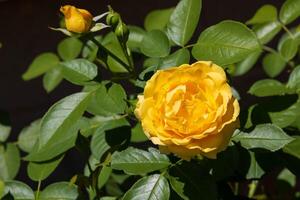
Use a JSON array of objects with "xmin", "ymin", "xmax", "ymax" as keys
[
  {"xmin": 25, "ymin": 92, "xmax": 92, "ymax": 161},
  {"xmin": 3, "ymin": 181, "xmax": 34, "ymax": 200},
  {"xmin": 57, "ymin": 37, "xmax": 83, "ymax": 61},
  {"xmin": 82, "ymin": 36, "xmax": 102, "ymax": 61},
  {"xmin": 22, "ymin": 53, "xmax": 60, "ymax": 80},
  {"xmin": 0, "ymin": 180, "xmax": 4, "ymax": 198},
  {"xmin": 144, "ymin": 8, "xmax": 174, "ymax": 31},
  {"xmin": 287, "ymin": 65, "xmax": 300, "ymax": 91},
  {"xmin": 262, "ymin": 53, "xmax": 286, "ymax": 77},
  {"xmin": 61, "ymin": 59, "xmax": 98, "ymax": 85},
  {"xmin": 131, "ymin": 123, "xmax": 148, "ymax": 143},
  {"xmin": 111, "ymin": 147, "xmax": 170, "ymax": 175},
  {"xmin": 279, "ymin": 38, "xmax": 298, "ymax": 61},
  {"xmin": 280, "ymin": 0, "xmax": 300, "ymax": 25},
  {"xmin": 98, "ymin": 166, "xmax": 112, "ymax": 189},
  {"xmin": 246, "ymin": 151, "xmax": 265, "ymax": 179},
  {"xmin": 232, "ymin": 124, "xmax": 294, "ymax": 151},
  {"xmin": 127, "ymin": 26, "xmax": 146, "ymax": 52},
  {"xmin": 234, "ymin": 51, "xmax": 261, "ymax": 76},
  {"xmin": 166, "ymin": 173, "xmax": 188, "ymax": 200},
  {"xmin": 159, "ymin": 48, "xmax": 190, "ymax": 69},
  {"xmin": 192, "ymin": 20, "xmax": 261, "ymax": 65},
  {"xmin": 0, "ymin": 143, "xmax": 20, "ymax": 180},
  {"xmin": 278, "ymin": 168, "xmax": 296, "ymax": 187},
  {"xmin": 43, "ymin": 67, "xmax": 63, "ymax": 93},
  {"xmin": 246, "ymin": 5, "xmax": 277, "ymax": 25},
  {"xmin": 27, "ymin": 155, "xmax": 63, "ymax": 181},
  {"xmin": 17, "ymin": 119, "xmax": 41, "ymax": 153},
  {"xmin": 253, "ymin": 21, "xmax": 282, "ymax": 44},
  {"xmin": 248, "ymin": 79, "xmax": 287, "ymax": 97},
  {"xmin": 39, "ymin": 182, "xmax": 78, "ymax": 200},
  {"xmin": 86, "ymin": 83, "xmax": 127, "ymax": 116},
  {"xmin": 141, "ymin": 30, "xmax": 170, "ymax": 58},
  {"xmin": 122, "ymin": 174, "xmax": 170, "ymax": 200},
  {"xmin": 283, "ymin": 136, "xmax": 300, "ymax": 159},
  {"xmin": 167, "ymin": 0, "xmax": 202, "ymax": 46},
  {"xmin": 0, "ymin": 123, "xmax": 11, "ymax": 143}
]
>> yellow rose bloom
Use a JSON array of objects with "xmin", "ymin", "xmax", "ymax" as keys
[
  {"xmin": 135, "ymin": 61, "xmax": 240, "ymax": 159},
  {"xmin": 60, "ymin": 5, "xmax": 93, "ymax": 33}
]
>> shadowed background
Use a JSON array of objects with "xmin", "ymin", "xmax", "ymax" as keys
[{"xmin": 0, "ymin": 0, "xmax": 284, "ymax": 188}]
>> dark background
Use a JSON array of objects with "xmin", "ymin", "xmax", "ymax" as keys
[{"xmin": 0, "ymin": 0, "xmax": 285, "ymax": 188}]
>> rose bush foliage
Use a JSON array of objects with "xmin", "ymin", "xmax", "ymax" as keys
[{"xmin": 1, "ymin": 0, "xmax": 300, "ymax": 199}]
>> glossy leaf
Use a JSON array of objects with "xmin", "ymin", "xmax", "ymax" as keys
[
  {"xmin": 279, "ymin": 0, "xmax": 300, "ymax": 25},
  {"xmin": 192, "ymin": 20, "xmax": 261, "ymax": 65},
  {"xmin": 3, "ymin": 181, "xmax": 34, "ymax": 200},
  {"xmin": 166, "ymin": 174, "xmax": 188, "ymax": 200},
  {"xmin": 111, "ymin": 147, "xmax": 170, "ymax": 175},
  {"xmin": 141, "ymin": 30, "xmax": 170, "ymax": 58},
  {"xmin": 262, "ymin": 53, "xmax": 286, "ymax": 77},
  {"xmin": 144, "ymin": 8, "xmax": 174, "ymax": 31},
  {"xmin": 167, "ymin": 0, "xmax": 202, "ymax": 46},
  {"xmin": 122, "ymin": 174, "xmax": 170, "ymax": 200},
  {"xmin": 39, "ymin": 182, "xmax": 78, "ymax": 200},
  {"xmin": 27, "ymin": 155, "xmax": 63, "ymax": 181},
  {"xmin": 131, "ymin": 123, "xmax": 148, "ymax": 142},
  {"xmin": 279, "ymin": 38, "xmax": 298, "ymax": 60},
  {"xmin": 234, "ymin": 51, "xmax": 261, "ymax": 76},
  {"xmin": 253, "ymin": 21, "xmax": 282, "ymax": 44},
  {"xmin": 127, "ymin": 26, "xmax": 146, "ymax": 52},
  {"xmin": 248, "ymin": 79, "xmax": 287, "ymax": 97},
  {"xmin": 43, "ymin": 67, "xmax": 63, "ymax": 93},
  {"xmin": 246, "ymin": 5, "xmax": 277, "ymax": 25},
  {"xmin": 159, "ymin": 48, "xmax": 190, "ymax": 69},
  {"xmin": 25, "ymin": 92, "xmax": 92, "ymax": 161},
  {"xmin": 22, "ymin": 53, "xmax": 59, "ymax": 80},
  {"xmin": 232, "ymin": 124, "xmax": 294, "ymax": 151},
  {"xmin": 57, "ymin": 37, "xmax": 83, "ymax": 61},
  {"xmin": 98, "ymin": 166, "xmax": 112, "ymax": 189},
  {"xmin": 283, "ymin": 136, "xmax": 300, "ymax": 159},
  {"xmin": 61, "ymin": 59, "xmax": 98, "ymax": 85},
  {"xmin": 0, "ymin": 143, "xmax": 20, "ymax": 180},
  {"xmin": 246, "ymin": 151, "xmax": 265, "ymax": 179},
  {"xmin": 18, "ymin": 119, "xmax": 41, "ymax": 153},
  {"xmin": 287, "ymin": 65, "xmax": 300, "ymax": 91}
]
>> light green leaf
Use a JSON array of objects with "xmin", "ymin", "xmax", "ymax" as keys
[
  {"xmin": 279, "ymin": 38, "xmax": 298, "ymax": 60},
  {"xmin": 141, "ymin": 30, "xmax": 170, "ymax": 58},
  {"xmin": 234, "ymin": 51, "xmax": 261, "ymax": 76},
  {"xmin": 122, "ymin": 174, "xmax": 170, "ymax": 200},
  {"xmin": 22, "ymin": 53, "xmax": 60, "ymax": 80},
  {"xmin": 279, "ymin": 0, "xmax": 300, "ymax": 25},
  {"xmin": 192, "ymin": 20, "xmax": 261, "ymax": 65},
  {"xmin": 27, "ymin": 155, "xmax": 63, "ymax": 182},
  {"xmin": 18, "ymin": 119, "xmax": 41, "ymax": 153},
  {"xmin": 61, "ymin": 59, "xmax": 98, "ymax": 85},
  {"xmin": 253, "ymin": 21, "xmax": 282, "ymax": 44},
  {"xmin": 248, "ymin": 79, "xmax": 287, "ymax": 97},
  {"xmin": 232, "ymin": 124, "xmax": 294, "ymax": 151},
  {"xmin": 0, "ymin": 143, "xmax": 20, "ymax": 180},
  {"xmin": 166, "ymin": 174, "xmax": 188, "ymax": 200},
  {"xmin": 82, "ymin": 36, "xmax": 102, "ymax": 61},
  {"xmin": 167, "ymin": 0, "xmax": 202, "ymax": 46},
  {"xmin": 3, "ymin": 181, "xmax": 34, "ymax": 200},
  {"xmin": 278, "ymin": 168, "xmax": 296, "ymax": 187},
  {"xmin": 262, "ymin": 53, "xmax": 286, "ymax": 77},
  {"xmin": 127, "ymin": 26, "xmax": 146, "ymax": 52},
  {"xmin": 0, "ymin": 123, "xmax": 11, "ymax": 142},
  {"xmin": 287, "ymin": 65, "xmax": 300, "ymax": 91},
  {"xmin": 25, "ymin": 92, "xmax": 92, "ymax": 161},
  {"xmin": 111, "ymin": 147, "xmax": 170, "ymax": 175},
  {"xmin": 283, "ymin": 136, "xmax": 300, "ymax": 159},
  {"xmin": 144, "ymin": 8, "xmax": 174, "ymax": 31},
  {"xmin": 98, "ymin": 166, "xmax": 112, "ymax": 189},
  {"xmin": 246, "ymin": 5, "xmax": 277, "ymax": 25},
  {"xmin": 131, "ymin": 123, "xmax": 148, "ymax": 143},
  {"xmin": 159, "ymin": 48, "xmax": 190, "ymax": 69},
  {"xmin": 0, "ymin": 180, "xmax": 4, "ymax": 198},
  {"xmin": 39, "ymin": 182, "xmax": 78, "ymax": 200},
  {"xmin": 246, "ymin": 151, "xmax": 264, "ymax": 179},
  {"xmin": 57, "ymin": 37, "xmax": 83, "ymax": 61},
  {"xmin": 43, "ymin": 67, "xmax": 63, "ymax": 93}
]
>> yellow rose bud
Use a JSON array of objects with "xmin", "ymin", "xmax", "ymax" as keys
[
  {"xmin": 135, "ymin": 61, "xmax": 240, "ymax": 160},
  {"xmin": 60, "ymin": 5, "xmax": 93, "ymax": 33}
]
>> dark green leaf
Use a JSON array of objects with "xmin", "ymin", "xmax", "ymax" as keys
[
  {"xmin": 144, "ymin": 8, "xmax": 174, "ymax": 31},
  {"xmin": 248, "ymin": 79, "xmax": 287, "ymax": 97},
  {"xmin": 234, "ymin": 51, "xmax": 261, "ymax": 76},
  {"xmin": 167, "ymin": 0, "xmax": 202, "ymax": 46},
  {"xmin": 287, "ymin": 65, "xmax": 300, "ymax": 91},
  {"xmin": 43, "ymin": 67, "xmax": 63, "ymax": 93},
  {"xmin": 246, "ymin": 151, "xmax": 265, "ymax": 179},
  {"xmin": 192, "ymin": 20, "xmax": 261, "ymax": 65},
  {"xmin": 159, "ymin": 48, "xmax": 190, "ymax": 69},
  {"xmin": 3, "ymin": 181, "xmax": 34, "ymax": 200},
  {"xmin": 39, "ymin": 182, "xmax": 78, "ymax": 200},
  {"xmin": 57, "ymin": 37, "xmax": 83, "ymax": 61},
  {"xmin": 278, "ymin": 168, "xmax": 296, "ymax": 187},
  {"xmin": 232, "ymin": 124, "xmax": 294, "ymax": 151},
  {"xmin": 131, "ymin": 123, "xmax": 148, "ymax": 143},
  {"xmin": 98, "ymin": 166, "xmax": 112, "ymax": 189},
  {"xmin": 111, "ymin": 147, "xmax": 170, "ymax": 175},
  {"xmin": 283, "ymin": 136, "xmax": 300, "ymax": 159},
  {"xmin": 0, "ymin": 143, "xmax": 20, "ymax": 180},
  {"xmin": 141, "ymin": 30, "xmax": 170, "ymax": 58},
  {"xmin": 25, "ymin": 92, "xmax": 92, "ymax": 161},
  {"xmin": 82, "ymin": 36, "xmax": 102, "ymax": 61},
  {"xmin": 246, "ymin": 5, "xmax": 277, "ymax": 25},
  {"xmin": 166, "ymin": 173, "xmax": 188, "ymax": 200},
  {"xmin": 262, "ymin": 53, "xmax": 286, "ymax": 77},
  {"xmin": 123, "ymin": 174, "xmax": 170, "ymax": 200},
  {"xmin": 22, "ymin": 53, "xmax": 59, "ymax": 80},
  {"xmin": 17, "ymin": 119, "xmax": 41, "ymax": 153},
  {"xmin": 279, "ymin": 0, "xmax": 300, "ymax": 25}
]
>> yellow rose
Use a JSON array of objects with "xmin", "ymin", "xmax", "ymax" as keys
[
  {"xmin": 60, "ymin": 5, "xmax": 93, "ymax": 33},
  {"xmin": 135, "ymin": 61, "xmax": 240, "ymax": 159}
]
